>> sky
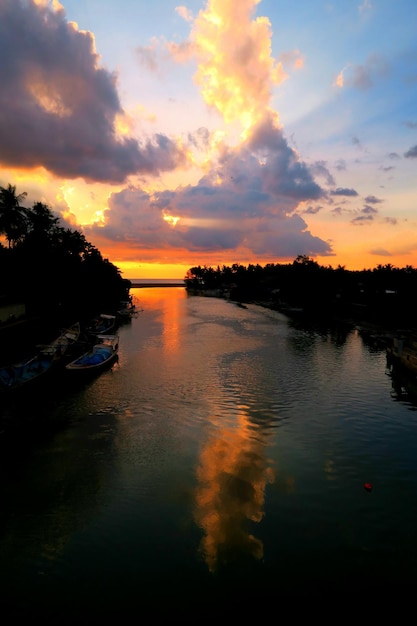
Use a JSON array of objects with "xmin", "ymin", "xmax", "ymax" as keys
[{"xmin": 0, "ymin": 0, "xmax": 416, "ymax": 279}]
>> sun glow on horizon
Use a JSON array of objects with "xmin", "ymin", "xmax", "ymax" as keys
[{"xmin": 116, "ymin": 261, "xmax": 190, "ymax": 280}]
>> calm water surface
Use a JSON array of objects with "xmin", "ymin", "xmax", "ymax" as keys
[{"xmin": 1, "ymin": 287, "xmax": 417, "ymax": 616}]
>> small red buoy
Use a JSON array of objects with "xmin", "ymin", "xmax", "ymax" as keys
[{"xmin": 364, "ymin": 483, "xmax": 373, "ymax": 492}]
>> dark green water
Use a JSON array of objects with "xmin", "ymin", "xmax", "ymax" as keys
[{"xmin": 1, "ymin": 287, "xmax": 416, "ymax": 617}]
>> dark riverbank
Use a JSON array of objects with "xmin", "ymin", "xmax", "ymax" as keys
[{"xmin": 193, "ymin": 288, "xmax": 414, "ymax": 347}]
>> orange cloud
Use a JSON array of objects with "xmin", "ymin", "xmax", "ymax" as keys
[{"xmin": 191, "ymin": 0, "xmax": 287, "ymax": 134}]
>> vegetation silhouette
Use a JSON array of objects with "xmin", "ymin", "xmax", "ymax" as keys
[
  {"xmin": 0, "ymin": 183, "xmax": 131, "ymax": 356},
  {"xmin": 184, "ymin": 256, "xmax": 417, "ymax": 331},
  {"xmin": 2, "ymin": 180, "xmax": 416, "ymax": 353}
]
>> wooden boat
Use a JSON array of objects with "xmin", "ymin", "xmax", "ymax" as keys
[
  {"xmin": 86, "ymin": 313, "xmax": 116, "ymax": 335},
  {"xmin": 0, "ymin": 353, "xmax": 56, "ymax": 392},
  {"xmin": 0, "ymin": 323, "xmax": 80, "ymax": 392},
  {"xmin": 65, "ymin": 334, "xmax": 119, "ymax": 374},
  {"xmin": 37, "ymin": 322, "xmax": 81, "ymax": 358},
  {"xmin": 116, "ymin": 299, "xmax": 140, "ymax": 320}
]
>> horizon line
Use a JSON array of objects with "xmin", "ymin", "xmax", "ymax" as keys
[{"xmin": 127, "ymin": 278, "xmax": 185, "ymax": 282}]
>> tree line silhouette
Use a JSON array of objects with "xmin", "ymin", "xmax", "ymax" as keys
[
  {"xmin": 2, "ymin": 180, "xmax": 415, "ymax": 338},
  {"xmin": 0, "ymin": 183, "xmax": 131, "ymax": 334},
  {"xmin": 184, "ymin": 256, "xmax": 417, "ymax": 330}
]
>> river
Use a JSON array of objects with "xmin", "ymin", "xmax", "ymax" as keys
[{"xmin": 1, "ymin": 286, "xmax": 416, "ymax": 617}]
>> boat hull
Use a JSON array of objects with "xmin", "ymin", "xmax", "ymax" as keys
[{"xmin": 65, "ymin": 334, "xmax": 119, "ymax": 376}]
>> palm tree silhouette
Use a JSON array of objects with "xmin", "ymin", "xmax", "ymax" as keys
[{"xmin": 0, "ymin": 183, "xmax": 28, "ymax": 247}]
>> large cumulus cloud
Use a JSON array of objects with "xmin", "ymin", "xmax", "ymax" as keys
[
  {"xmin": 86, "ymin": 115, "xmax": 332, "ymax": 259},
  {"xmin": 0, "ymin": 0, "xmax": 186, "ymax": 183}
]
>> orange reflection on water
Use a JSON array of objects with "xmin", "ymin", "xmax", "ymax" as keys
[
  {"xmin": 132, "ymin": 287, "xmax": 183, "ymax": 353},
  {"xmin": 161, "ymin": 291, "xmax": 181, "ymax": 354},
  {"xmin": 194, "ymin": 414, "xmax": 275, "ymax": 572}
]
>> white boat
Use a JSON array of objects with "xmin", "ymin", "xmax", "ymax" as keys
[{"xmin": 65, "ymin": 334, "xmax": 119, "ymax": 374}]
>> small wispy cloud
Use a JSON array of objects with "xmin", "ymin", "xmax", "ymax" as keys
[
  {"xmin": 335, "ymin": 54, "xmax": 389, "ymax": 91},
  {"xmin": 404, "ymin": 145, "xmax": 417, "ymax": 158},
  {"xmin": 370, "ymin": 247, "xmax": 392, "ymax": 256},
  {"xmin": 335, "ymin": 159, "xmax": 347, "ymax": 171},
  {"xmin": 362, "ymin": 205, "xmax": 378, "ymax": 214},
  {"xmin": 175, "ymin": 6, "xmax": 194, "ymax": 22},
  {"xmin": 351, "ymin": 215, "xmax": 374, "ymax": 225},
  {"xmin": 359, "ymin": 0, "xmax": 373, "ymax": 15},
  {"xmin": 331, "ymin": 187, "xmax": 359, "ymax": 197},
  {"xmin": 402, "ymin": 120, "xmax": 417, "ymax": 129},
  {"xmin": 364, "ymin": 195, "xmax": 384, "ymax": 204}
]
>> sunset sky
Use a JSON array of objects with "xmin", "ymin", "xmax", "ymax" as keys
[{"xmin": 1, "ymin": 0, "xmax": 416, "ymax": 279}]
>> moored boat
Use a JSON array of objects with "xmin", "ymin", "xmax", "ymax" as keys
[
  {"xmin": 37, "ymin": 322, "xmax": 81, "ymax": 358},
  {"xmin": 0, "ymin": 353, "xmax": 55, "ymax": 392},
  {"xmin": 0, "ymin": 322, "xmax": 81, "ymax": 392},
  {"xmin": 86, "ymin": 314, "xmax": 117, "ymax": 335},
  {"xmin": 116, "ymin": 299, "xmax": 140, "ymax": 320},
  {"xmin": 65, "ymin": 334, "xmax": 119, "ymax": 375}
]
